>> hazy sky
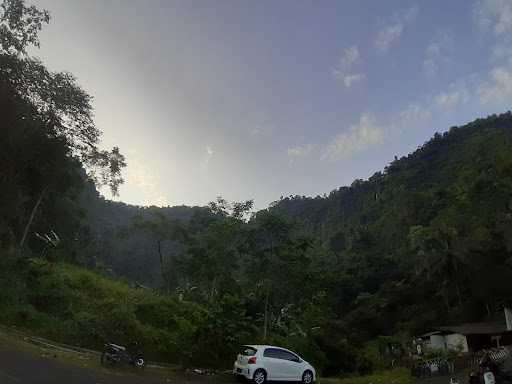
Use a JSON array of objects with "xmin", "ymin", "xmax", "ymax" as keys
[{"xmin": 31, "ymin": 0, "xmax": 512, "ymax": 209}]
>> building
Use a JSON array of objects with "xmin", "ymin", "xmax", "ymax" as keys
[{"xmin": 419, "ymin": 308, "xmax": 512, "ymax": 353}]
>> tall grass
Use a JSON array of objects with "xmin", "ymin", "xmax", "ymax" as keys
[{"xmin": 0, "ymin": 254, "xmax": 245, "ymax": 367}]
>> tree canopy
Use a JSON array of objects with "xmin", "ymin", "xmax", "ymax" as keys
[
  {"xmin": 0, "ymin": 0, "xmax": 125, "ymax": 196},
  {"xmin": 3, "ymin": 0, "xmax": 512, "ymax": 377}
]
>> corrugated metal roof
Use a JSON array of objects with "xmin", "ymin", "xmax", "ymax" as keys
[
  {"xmin": 420, "ymin": 331, "xmax": 442, "ymax": 337},
  {"xmin": 431, "ymin": 322, "xmax": 511, "ymax": 335}
]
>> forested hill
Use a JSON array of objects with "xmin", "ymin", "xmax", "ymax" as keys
[
  {"xmin": 267, "ymin": 111, "xmax": 512, "ymax": 335},
  {"xmin": 5, "ymin": 0, "xmax": 512, "ymax": 373},
  {"xmin": 91, "ymin": 112, "xmax": 512, "ymax": 339},
  {"xmin": 78, "ymin": 182, "xmax": 208, "ymax": 285},
  {"xmin": 273, "ymin": 112, "xmax": 512, "ymax": 241}
]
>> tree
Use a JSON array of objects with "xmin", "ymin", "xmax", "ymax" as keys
[
  {"xmin": 0, "ymin": 80, "xmax": 84, "ymax": 250},
  {"xmin": 132, "ymin": 211, "xmax": 187, "ymax": 293},
  {"xmin": 178, "ymin": 198, "xmax": 253, "ymax": 302},
  {"xmin": 0, "ymin": 0, "xmax": 125, "ymax": 253},
  {"xmin": 245, "ymin": 210, "xmax": 294, "ymax": 340},
  {"xmin": 0, "ymin": 0, "xmax": 125, "ymax": 196},
  {"xmin": 0, "ymin": 0, "xmax": 49, "ymax": 55}
]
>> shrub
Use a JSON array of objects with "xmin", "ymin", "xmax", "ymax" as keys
[
  {"xmin": 333, "ymin": 368, "xmax": 415, "ymax": 384},
  {"xmin": 356, "ymin": 341, "xmax": 388, "ymax": 375}
]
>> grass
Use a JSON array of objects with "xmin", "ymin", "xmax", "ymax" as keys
[
  {"xmin": 2, "ymin": 324, "xmax": 454, "ymax": 384},
  {"xmin": 0, "ymin": 326, "xmax": 112, "ymax": 373},
  {"xmin": 0, "ymin": 325, "xmax": 234, "ymax": 383},
  {"xmin": 320, "ymin": 368, "xmax": 415, "ymax": 384},
  {"xmin": 0, "ymin": 257, "xmax": 211, "ymax": 365}
]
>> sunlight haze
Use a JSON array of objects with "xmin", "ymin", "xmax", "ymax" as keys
[{"xmin": 31, "ymin": 0, "xmax": 512, "ymax": 208}]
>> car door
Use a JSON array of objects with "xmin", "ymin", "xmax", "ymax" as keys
[
  {"xmin": 276, "ymin": 349, "xmax": 303, "ymax": 380},
  {"xmin": 263, "ymin": 348, "xmax": 286, "ymax": 380}
]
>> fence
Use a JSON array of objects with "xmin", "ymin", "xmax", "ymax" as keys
[
  {"xmin": 412, "ymin": 358, "xmax": 455, "ymax": 379},
  {"xmin": 412, "ymin": 347, "xmax": 511, "ymax": 379}
]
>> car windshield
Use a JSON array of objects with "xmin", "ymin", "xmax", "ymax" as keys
[{"xmin": 240, "ymin": 346, "xmax": 257, "ymax": 356}]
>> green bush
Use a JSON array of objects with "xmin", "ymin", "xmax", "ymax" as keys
[
  {"xmin": 330, "ymin": 368, "xmax": 415, "ymax": 384},
  {"xmin": 356, "ymin": 341, "xmax": 387, "ymax": 375},
  {"xmin": 0, "ymin": 257, "xmax": 253, "ymax": 367},
  {"xmin": 0, "ymin": 256, "xmax": 357, "ymax": 370}
]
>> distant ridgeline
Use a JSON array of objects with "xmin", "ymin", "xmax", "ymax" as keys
[
  {"xmin": 4, "ymin": 81, "xmax": 512, "ymax": 372},
  {"xmin": 91, "ymin": 112, "xmax": 512, "ymax": 305},
  {"xmin": 69, "ymin": 111, "xmax": 512, "ymax": 373},
  {"xmin": 272, "ymin": 111, "xmax": 512, "ymax": 240},
  {"xmin": 78, "ymin": 184, "xmax": 208, "ymax": 286},
  {"xmin": 268, "ymin": 111, "xmax": 512, "ymax": 333}
]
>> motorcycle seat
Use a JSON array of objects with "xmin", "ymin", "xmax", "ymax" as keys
[{"xmin": 108, "ymin": 343, "xmax": 126, "ymax": 351}]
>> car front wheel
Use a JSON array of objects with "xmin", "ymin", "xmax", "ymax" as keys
[
  {"xmin": 302, "ymin": 370, "xmax": 314, "ymax": 384},
  {"xmin": 253, "ymin": 369, "xmax": 266, "ymax": 384}
]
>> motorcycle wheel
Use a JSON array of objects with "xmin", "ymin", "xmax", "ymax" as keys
[
  {"xmin": 134, "ymin": 357, "xmax": 145, "ymax": 369},
  {"xmin": 101, "ymin": 351, "xmax": 114, "ymax": 366}
]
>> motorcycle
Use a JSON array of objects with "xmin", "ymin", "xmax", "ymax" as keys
[
  {"xmin": 467, "ymin": 353, "xmax": 512, "ymax": 384},
  {"xmin": 468, "ymin": 367, "xmax": 498, "ymax": 384},
  {"xmin": 100, "ymin": 341, "xmax": 145, "ymax": 369}
]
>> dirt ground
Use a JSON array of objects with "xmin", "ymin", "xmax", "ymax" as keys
[{"xmin": 0, "ymin": 329, "xmax": 234, "ymax": 384}]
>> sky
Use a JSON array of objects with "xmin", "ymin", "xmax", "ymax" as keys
[{"xmin": 31, "ymin": 0, "xmax": 512, "ymax": 209}]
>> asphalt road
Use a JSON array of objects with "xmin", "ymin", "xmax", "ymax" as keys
[{"xmin": 0, "ymin": 344, "xmax": 169, "ymax": 384}]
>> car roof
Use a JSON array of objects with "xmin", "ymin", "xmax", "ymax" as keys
[{"xmin": 243, "ymin": 345, "xmax": 297, "ymax": 354}]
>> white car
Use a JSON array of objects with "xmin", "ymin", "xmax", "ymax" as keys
[{"xmin": 233, "ymin": 345, "xmax": 316, "ymax": 384}]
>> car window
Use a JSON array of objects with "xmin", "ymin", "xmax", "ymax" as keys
[
  {"xmin": 263, "ymin": 348, "xmax": 280, "ymax": 358},
  {"xmin": 240, "ymin": 346, "xmax": 257, "ymax": 356},
  {"xmin": 278, "ymin": 350, "xmax": 300, "ymax": 362},
  {"xmin": 264, "ymin": 348, "xmax": 300, "ymax": 362}
]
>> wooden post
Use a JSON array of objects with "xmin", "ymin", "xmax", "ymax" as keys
[{"xmin": 19, "ymin": 186, "xmax": 48, "ymax": 251}]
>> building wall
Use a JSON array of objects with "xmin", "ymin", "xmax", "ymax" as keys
[
  {"xmin": 429, "ymin": 333, "xmax": 469, "ymax": 352},
  {"xmin": 445, "ymin": 333, "xmax": 469, "ymax": 352},
  {"xmin": 430, "ymin": 335, "xmax": 446, "ymax": 350}
]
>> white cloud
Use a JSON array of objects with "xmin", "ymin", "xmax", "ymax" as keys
[
  {"xmin": 474, "ymin": 0, "xmax": 512, "ymax": 67},
  {"xmin": 478, "ymin": 66, "xmax": 512, "ymax": 104},
  {"xmin": 322, "ymin": 114, "xmax": 385, "ymax": 161},
  {"xmin": 333, "ymin": 45, "xmax": 365, "ymax": 88},
  {"xmin": 474, "ymin": 0, "xmax": 512, "ymax": 38},
  {"xmin": 343, "ymin": 73, "xmax": 366, "ymax": 87},
  {"xmin": 492, "ymin": 43, "xmax": 512, "ymax": 64},
  {"xmin": 341, "ymin": 45, "xmax": 360, "ymax": 68},
  {"xmin": 399, "ymin": 103, "xmax": 432, "ymax": 124},
  {"xmin": 435, "ymin": 86, "xmax": 470, "ymax": 110},
  {"xmin": 333, "ymin": 71, "xmax": 366, "ymax": 88},
  {"xmin": 423, "ymin": 31, "xmax": 454, "ymax": 77},
  {"xmin": 320, "ymin": 2, "xmax": 512, "ymax": 166},
  {"xmin": 424, "ymin": 76, "xmax": 472, "ymax": 111},
  {"xmin": 152, "ymin": 195, "xmax": 170, "ymax": 207},
  {"xmin": 287, "ymin": 144, "xmax": 313, "ymax": 165},
  {"xmin": 422, "ymin": 59, "xmax": 437, "ymax": 78},
  {"xmin": 124, "ymin": 156, "xmax": 169, "ymax": 206},
  {"xmin": 471, "ymin": 0, "xmax": 512, "ymax": 105},
  {"xmin": 436, "ymin": 91, "xmax": 461, "ymax": 109},
  {"xmin": 376, "ymin": 24, "xmax": 404, "ymax": 52},
  {"xmin": 250, "ymin": 128, "xmax": 263, "ymax": 136},
  {"xmin": 323, "ymin": 0, "xmax": 510, "ymax": 161},
  {"xmin": 250, "ymin": 123, "xmax": 275, "ymax": 138},
  {"xmin": 375, "ymin": 5, "xmax": 418, "ymax": 52},
  {"xmin": 200, "ymin": 145, "xmax": 215, "ymax": 170}
]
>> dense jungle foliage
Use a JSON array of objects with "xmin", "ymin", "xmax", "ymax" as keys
[{"xmin": 2, "ymin": 0, "xmax": 512, "ymax": 376}]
